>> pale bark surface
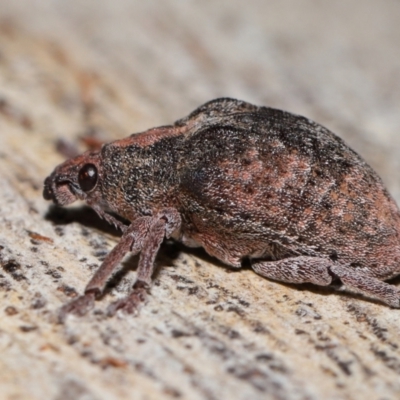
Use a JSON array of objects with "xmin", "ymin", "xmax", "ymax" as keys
[{"xmin": 1, "ymin": 1, "xmax": 400, "ymax": 399}]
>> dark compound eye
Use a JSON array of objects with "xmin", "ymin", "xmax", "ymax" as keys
[{"xmin": 78, "ymin": 164, "xmax": 98, "ymax": 192}]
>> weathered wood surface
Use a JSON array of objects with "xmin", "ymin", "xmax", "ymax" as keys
[{"xmin": 1, "ymin": 1, "xmax": 400, "ymax": 399}]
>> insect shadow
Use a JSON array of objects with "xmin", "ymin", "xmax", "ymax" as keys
[{"xmin": 45, "ymin": 204, "xmax": 123, "ymax": 237}]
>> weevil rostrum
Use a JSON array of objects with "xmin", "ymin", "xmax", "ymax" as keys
[{"xmin": 43, "ymin": 98, "xmax": 400, "ymax": 318}]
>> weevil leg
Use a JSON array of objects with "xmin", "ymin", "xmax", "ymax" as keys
[
  {"xmin": 252, "ymin": 257, "xmax": 400, "ymax": 307},
  {"xmin": 251, "ymin": 256, "xmax": 333, "ymax": 286},
  {"xmin": 84, "ymin": 217, "xmax": 154, "ymax": 294},
  {"xmin": 58, "ymin": 216, "xmax": 152, "ymax": 322},
  {"xmin": 90, "ymin": 202, "xmax": 128, "ymax": 232},
  {"xmin": 106, "ymin": 208, "xmax": 181, "ymax": 316},
  {"xmin": 329, "ymin": 264, "xmax": 400, "ymax": 308},
  {"xmin": 107, "ymin": 217, "xmax": 170, "ymax": 316},
  {"xmin": 59, "ymin": 208, "xmax": 181, "ymax": 321}
]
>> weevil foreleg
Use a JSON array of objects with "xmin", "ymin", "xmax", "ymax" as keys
[
  {"xmin": 58, "ymin": 209, "xmax": 181, "ymax": 321},
  {"xmin": 107, "ymin": 208, "xmax": 181, "ymax": 316},
  {"xmin": 58, "ymin": 216, "xmax": 152, "ymax": 321},
  {"xmin": 107, "ymin": 219, "xmax": 167, "ymax": 316}
]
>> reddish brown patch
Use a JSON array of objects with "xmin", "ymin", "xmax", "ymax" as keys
[
  {"xmin": 99, "ymin": 357, "xmax": 128, "ymax": 369},
  {"xmin": 27, "ymin": 231, "xmax": 54, "ymax": 244},
  {"xmin": 114, "ymin": 125, "xmax": 186, "ymax": 148},
  {"xmin": 40, "ymin": 343, "xmax": 60, "ymax": 352},
  {"xmin": 343, "ymin": 213, "xmax": 353, "ymax": 223},
  {"xmin": 80, "ymin": 135, "xmax": 104, "ymax": 151},
  {"xmin": 330, "ymin": 191, "xmax": 339, "ymax": 201},
  {"xmin": 340, "ymin": 182, "xmax": 349, "ymax": 195}
]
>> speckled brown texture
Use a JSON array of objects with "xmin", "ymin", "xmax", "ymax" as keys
[
  {"xmin": 45, "ymin": 98, "xmax": 400, "ymax": 313},
  {"xmin": 1, "ymin": 2, "xmax": 400, "ymax": 400}
]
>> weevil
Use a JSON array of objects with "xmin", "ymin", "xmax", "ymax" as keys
[{"xmin": 43, "ymin": 98, "xmax": 400, "ymax": 318}]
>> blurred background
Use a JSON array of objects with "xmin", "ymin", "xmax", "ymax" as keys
[{"xmin": 1, "ymin": 1, "xmax": 400, "ymax": 400}]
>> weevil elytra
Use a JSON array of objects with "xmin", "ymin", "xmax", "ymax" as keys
[{"xmin": 43, "ymin": 98, "xmax": 400, "ymax": 318}]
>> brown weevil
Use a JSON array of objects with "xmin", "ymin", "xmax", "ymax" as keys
[{"xmin": 43, "ymin": 98, "xmax": 400, "ymax": 318}]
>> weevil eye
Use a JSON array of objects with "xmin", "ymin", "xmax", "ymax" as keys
[{"xmin": 78, "ymin": 164, "xmax": 98, "ymax": 192}]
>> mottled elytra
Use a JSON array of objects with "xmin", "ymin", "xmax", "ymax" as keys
[{"xmin": 43, "ymin": 98, "xmax": 400, "ymax": 319}]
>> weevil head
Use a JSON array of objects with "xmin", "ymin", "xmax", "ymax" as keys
[{"xmin": 43, "ymin": 150, "xmax": 102, "ymax": 206}]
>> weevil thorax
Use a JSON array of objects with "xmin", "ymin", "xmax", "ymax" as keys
[
  {"xmin": 43, "ymin": 150, "xmax": 104, "ymax": 207},
  {"xmin": 97, "ymin": 136, "xmax": 180, "ymax": 221}
]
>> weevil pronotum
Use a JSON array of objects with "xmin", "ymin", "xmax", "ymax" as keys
[{"xmin": 43, "ymin": 98, "xmax": 400, "ymax": 318}]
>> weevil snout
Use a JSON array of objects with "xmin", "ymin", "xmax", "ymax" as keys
[
  {"xmin": 43, "ymin": 150, "xmax": 101, "ymax": 206},
  {"xmin": 43, "ymin": 171, "xmax": 79, "ymax": 206}
]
